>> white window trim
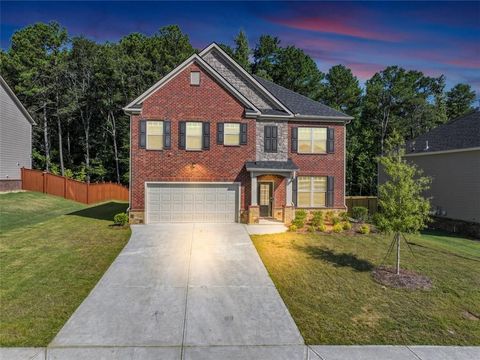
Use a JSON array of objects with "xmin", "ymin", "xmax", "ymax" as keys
[
  {"xmin": 146, "ymin": 120, "xmax": 164, "ymax": 150},
  {"xmin": 223, "ymin": 123, "xmax": 241, "ymax": 146},
  {"xmin": 190, "ymin": 71, "xmax": 200, "ymax": 86},
  {"xmin": 186, "ymin": 121, "xmax": 203, "ymax": 151},
  {"xmin": 298, "ymin": 127, "xmax": 327, "ymax": 154},
  {"xmin": 297, "ymin": 176, "xmax": 327, "ymax": 208}
]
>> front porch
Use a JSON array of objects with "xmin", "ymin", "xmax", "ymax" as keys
[{"xmin": 245, "ymin": 160, "xmax": 298, "ymax": 225}]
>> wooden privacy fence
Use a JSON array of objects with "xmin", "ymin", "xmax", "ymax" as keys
[
  {"xmin": 346, "ymin": 196, "xmax": 378, "ymax": 215},
  {"xmin": 21, "ymin": 168, "xmax": 129, "ymax": 205}
]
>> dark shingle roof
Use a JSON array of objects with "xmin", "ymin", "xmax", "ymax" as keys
[
  {"xmin": 253, "ymin": 75, "xmax": 351, "ymax": 119},
  {"xmin": 407, "ymin": 110, "xmax": 480, "ymax": 154},
  {"xmin": 245, "ymin": 159, "xmax": 299, "ymax": 171}
]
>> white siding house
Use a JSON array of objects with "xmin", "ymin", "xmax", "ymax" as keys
[{"xmin": 0, "ymin": 76, "xmax": 35, "ymax": 190}]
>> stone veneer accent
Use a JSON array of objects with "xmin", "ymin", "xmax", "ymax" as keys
[
  {"xmin": 256, "ymin": 120, "xmax": 289, "ymax": 161},
  {"xmin": 202, "ymin": 50, "xmax": 278, "ymax": 111},
  {"xmin": 129, "ymin": 211, "xmax": 144, "ymax": 224}
]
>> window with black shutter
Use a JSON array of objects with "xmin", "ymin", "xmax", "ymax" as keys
[
  {"xmin": 178, "ymin": 121, "xmax": 186, "ymax": 149},
  {"xmin": 217, "ymin": 123, "xmax": 224, "ymax": 145},
  {"xmin": 202, "ymin": 122, "xmax": 210, "ymax": 150},
  {"xmin": 264, "ymin": 125, "xmax": 278, "ymax": 153},
  {"xmin": 240, "ymin": 123, "xmax": 247, "ymax": 145},
  {"xmin": 327, "ymin": 128, "xmax": 335, "ymax": 153},
  {"xmin": 139, "ymin": 120, "xmax": 146, "ymax": 148},
  {"xmin": 291, "ymin": 127, "xmax": 298, "ymax": 152},
  {"xmin": 163, "ymin": 120, "xmax": 171, "ymax": 149}
]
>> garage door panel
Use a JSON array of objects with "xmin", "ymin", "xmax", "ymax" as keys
[{"xmin": 147, "ymin": 183, "xmax": 239, "ymax": 223}]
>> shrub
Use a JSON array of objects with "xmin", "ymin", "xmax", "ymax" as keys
[
  {"xmin": 295, "ymin": 209, "xmax": 307, "ymax": 221},
  {"xmin": 288, "ymin": 224, "xmax": 298, "ymax": 232},
  {"xmin": 311, "ymin": 211, "xmax": 324, "ymax": 227},
  {"xmin": 317, "ymin": 224, "xmax": 327, "ymax": 232},
  {"xmin": 352, "ymin": 206, "xmax": 369, "ymax": 222},
  {"xmin": 113, "ymin": 212, "xmax": 129, "ymax": 226},
  {"xmin": 332, "ymin": 216, "xmax": 341, "ymax": 225},
  {"xmin": 343, "ymin": 221, "xmax": 352, "ymax": 230},
  {"xmin": 358, "ymin": 224, "xmax": 370, "ymax": 234},
  {"xmin": 325, "ymin": 210, "xmax": 335, "ymax": 221},
  {"xmin": 339, "ymin": 211, "xmax": 349, "ymax": 221},
  {"xmin": 332, "ymin": 223, "xmax": 343, "ymax": 233},
  {"xmin": 307, "ymin": 225, "xmax": 316, "ymax": 232}
]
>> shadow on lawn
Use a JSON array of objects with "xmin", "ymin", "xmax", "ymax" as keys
[
  {"xmin": 68, "ymin": 202, "xmax": 128, "ymax": 221},
  {"xmin": 302, "ymin": 246, "xmax": 374, "ymax": 271}
]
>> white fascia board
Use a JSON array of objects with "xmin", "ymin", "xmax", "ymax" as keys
[
  {"xmin": 124, "ymin": 54, "xmax": 260, "ymax": 115},
  {"xmin": 404, "ymin": 147, "xmax": 480, "ymax": 157},
  {"xmin": 199, "ymin": 43, "xmax": 294, "ymax": 116}
]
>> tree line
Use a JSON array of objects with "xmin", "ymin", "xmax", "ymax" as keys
[{"xmin": 1, "ymin": 22, "xmax": 476, "ymax": 194}]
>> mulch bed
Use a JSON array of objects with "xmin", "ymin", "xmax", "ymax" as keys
[{"xmin": 372, "ymin": 265, "xmax": 433, "ymax": 290}]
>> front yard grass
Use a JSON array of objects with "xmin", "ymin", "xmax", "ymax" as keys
[
  {"xmin": 252, "ymin": 230, "xmax": 480, "ymax": 345},
  {"xmin": 0, "ymin": 192, "xmax": 130, "ymax": 346}
]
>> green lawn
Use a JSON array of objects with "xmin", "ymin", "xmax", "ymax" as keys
[
  {"xmin": 252, "ymin": 230, "xmax": 480, "ymax": 345},
  {"xmin": 0, "ymin": 192, "xmax": 131, "ymax": 346}
]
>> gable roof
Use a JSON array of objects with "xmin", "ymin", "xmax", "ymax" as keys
[
  {"xmin": 124, "ymin": 53, "xmax": 260, "ymax": 115},
  {"xmin": 0, "ymin": 76, "xmax": 35, "ymax": 125},
  {"xmin": 406, "ymin": 110, "xmax": 480, "ymax": 154},
  {"xmin": 253, "ymin": 75, "xmax": 352, "ymax": 120}
]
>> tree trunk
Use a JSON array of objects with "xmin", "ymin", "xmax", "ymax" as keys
[
  {"xmin": 56, "ymin": 94, "xmax": 64, "ymax": 176},
  {"xmin": 396, "ymin": 232, "xmax": 401, "ymax": 275},
  {"xmin": 84, "ymin": 127, "xmax": 90, "ymax": 183},
  {"xmin": 109, "ymin": 111, "xmax": 121, "ymax": 184},
  {"xmin": 66, "ymin": 129, "xmax": 72, "ymax": 167},
  {"xmin": 43, "ymin": 102, "xmax": 50, "ymax": 172}
]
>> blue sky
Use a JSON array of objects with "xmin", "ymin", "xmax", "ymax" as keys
[{"xmin": 1, "ymin": 1, "xmax": 479, "ymax": 93}]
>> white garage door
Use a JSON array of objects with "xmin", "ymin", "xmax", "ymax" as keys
[{"xmin": 146, "ymin": 183, "xmax": 239, "ymax": 223}]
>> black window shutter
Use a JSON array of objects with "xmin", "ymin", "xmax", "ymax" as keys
[
  {"xmin": 163, "ymin": 120, "xmax": 171, "ymax": 149},
  {"xmin": 139, "ymin": 120, "xmax": 146, "ymax": 148},
  {"xmin": 292, "ymin": 177, "xmax": 298, "ymax": 206},
  {"xmin": 217, "ymin": 123, "xmax": 224, "ymax": 145},
  {"xmin": 264, "ymin": 126, "xmax": 271, "ymax": 152},
  {"xmin": 179, "ymin": 121, "xmax": 186, "ymax": 149},
  {"xmin": 240, "ymin": 123, "xmax": 247, "ymax": 145},
  {"xmin": 327, "ymin": 128, "xmax": 335, "ymax": 153},
  {"xmin": 202, "ymin": 122, "xmax": 210, "ymax": 150},
  {"xmin": 291, "ymin": 127, "xmax": 298, "ymax": 152},
  {"xmin": 272, "ymin": 126, "xmax": 278, "ymax": 152},
  {"xmin": 327, "ymin": 176, "xmax": 334, "ymax": 207}
]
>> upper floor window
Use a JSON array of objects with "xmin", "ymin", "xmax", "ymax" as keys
[
  {"xmin": 298, "ymin": 127, "xmax": 327, "ymax": 154},
  {"xmin": 190, "ymin": 71, "xmax": 200, "ymax": 86},
  {"xmin": 224, "ymin": 123, "xmax": 240, "ymax": 146},
  {"xmin": 298, "ymin": 176, "xmax": 327, "ymax": 207},
  {"xmin": 146, "ymin": 121, "xmax": 163, "ymax": 150},
  {"xmin": 186, "ymin": 122, "xmax": 203, "ymax": 150}
]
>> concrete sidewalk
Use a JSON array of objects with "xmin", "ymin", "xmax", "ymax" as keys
[{"xmin": 2, "ymin": 345, "xmax": 478, "ymax": 359}]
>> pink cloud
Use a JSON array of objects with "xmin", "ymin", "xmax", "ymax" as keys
[{"xmin": 268, "ymin": 16, "xmax": 407, "ymax": 42}]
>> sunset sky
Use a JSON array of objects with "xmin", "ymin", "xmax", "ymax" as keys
[{"xmin": 1, "ymin": 1, "xmax": 479, "ymax": 93}]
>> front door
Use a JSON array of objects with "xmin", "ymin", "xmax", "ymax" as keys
[{"xmin": 258, "ymin": 182, "xmax": 273, "ymax": 217}]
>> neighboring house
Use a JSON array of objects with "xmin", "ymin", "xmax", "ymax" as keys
[
  {"xmin": 405, "ymin": 110, "xmax": 480, "ymax": 227},
  {"xmin": 124, "ymin": 43, "xmax": 352, "ymax": 224},
  {"xmin": 0, "ymin": 76, "xmax": 35, "ymax": 191}
]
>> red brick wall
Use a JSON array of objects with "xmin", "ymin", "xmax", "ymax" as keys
[
  {"xmin": 288, "ymin": 122, "xmax": 346, "ymax": 209},
  {"xmin": 131, "ymin": 62, "xmax": 255, "ymax": 211}
]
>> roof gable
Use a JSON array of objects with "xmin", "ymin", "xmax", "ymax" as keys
[
  {"xmin": 0, "ymin": 76, "xmax": 35, "ymax": 125},
  {"xmin": 124, "ymin": 54, "xmax": 260, "ymax": 115}
]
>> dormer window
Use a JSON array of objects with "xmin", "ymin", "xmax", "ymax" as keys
[{"xmin": 190, "ymin": 71, "xmax": 200, "ymax": 86}]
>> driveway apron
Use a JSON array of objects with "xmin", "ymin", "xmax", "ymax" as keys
[{"xmin": 50, "ymin": 223, "xmax": 304, "ymax": 358}]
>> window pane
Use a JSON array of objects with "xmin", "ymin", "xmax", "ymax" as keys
[
  {"xmin": 147, "ymin": 121, "xmax": 163, "ymax": 149},
  {"xmin": 298, "ymin": 193, "xmax": 311, "ymax": 207},
  {"xmin": 147, "ymin": 135, "xmax": 163, "ymax": 150},
  {"xmin": 313, "ymin": 192, "xmax": 326, "ymax": 207},
  {"xmin": 186, "ymin": 122, "xmax": 202, "ymax": 150},
  {"xmin": 224, "ymin": 123, "xmax": 240, "ymax": 134},
  {"xmin": 298, "ymin": 127, "xmax": 311, "ymax": 140},
  {"xmin": 224, "ymin": 134, "xmax": 239, "ymax": 145},
  {"xmin": 313, "ymin": 177, "xmax": 327, "ymax": 192},
  {"xmin": 190, "ymin": 71, "xmax": 200, "ymax": 85},
  {"xmin": 298, "ymin": 177, "xmax": 310, "ymax": 191},
  {"xmin": 299, "ymin": 140, "xmax": 312, "ymax": 153},
  {"xmin": 313, "ymin": 128, "xmax": 327, "ymax": 153},
  {"xmin": 313, "ymin": 128, "xmax": 326, "ymax": 140}
]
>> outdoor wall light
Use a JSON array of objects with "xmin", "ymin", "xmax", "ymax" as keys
[{"xmin": 191, "ymin": 162, "xmax": 196, "ymax": 169}]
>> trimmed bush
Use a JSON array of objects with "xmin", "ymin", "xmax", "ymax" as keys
[
  {"xmin": 358, "ymin": 224, "xmax": 370, "ymax": 234},
  {"xmin": 332, "ymin": 216, "xmax": 341, "ymax": 225},
  {"xmin": 311, "ymin": 211, "xmax": 324, "ymax": 227},
  {"xmin": 339, "ymin": 211, "xmax": 349, "ymax": 221},
  {"xmin": 332, "ymin": 223, "xmax": 343, "ymax": 233},
  {"xmin": 317, "ymin": 224, "xmax": 327, "ymax": 232},
  {"xmin": 325, "ymin": 210, "xmax": 335, "ymax": 222},
  {"xmin": 113, "ymin": 212, "xmax": 129, "ymax": 226},
  {"xmin": 288, "ymin": 224, "xmax": 298, "ymax": 232},
  {"xmin": 292, "ymin": 209, "xmax": 307, "ymax": 228},
  {"xmin": 352, "ymin": 206, "xmax": 368, "ymax": 222},
  {"xmin": 307, "ymin": 225, "xmax": 316, "ymax": 232},
  {"xmin": 343, "ymin": 221, "xmax": 352, "ymax": 230}
]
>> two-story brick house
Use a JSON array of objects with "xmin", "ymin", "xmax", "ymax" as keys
[{"xmin": 124, "ymin": 43, "xmax": 352, "ymax": 224}]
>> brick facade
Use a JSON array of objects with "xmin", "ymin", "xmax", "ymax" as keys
[{"xmin": 129, "ymin": 60, "xmax": 347, "ymax": 223}]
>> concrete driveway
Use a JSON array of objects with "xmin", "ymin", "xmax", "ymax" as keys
[{"xmin": 49, "ymin": 223, "xmax": 304, "ymax": 359}]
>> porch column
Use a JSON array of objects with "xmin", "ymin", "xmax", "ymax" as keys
[
  {"xmin": 250, "ymin": 172, "xmax": 258, "ymax": 205},
  {"xmin": 286, "ymin": 175, "xmax": 293, "ymax": 206}
]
